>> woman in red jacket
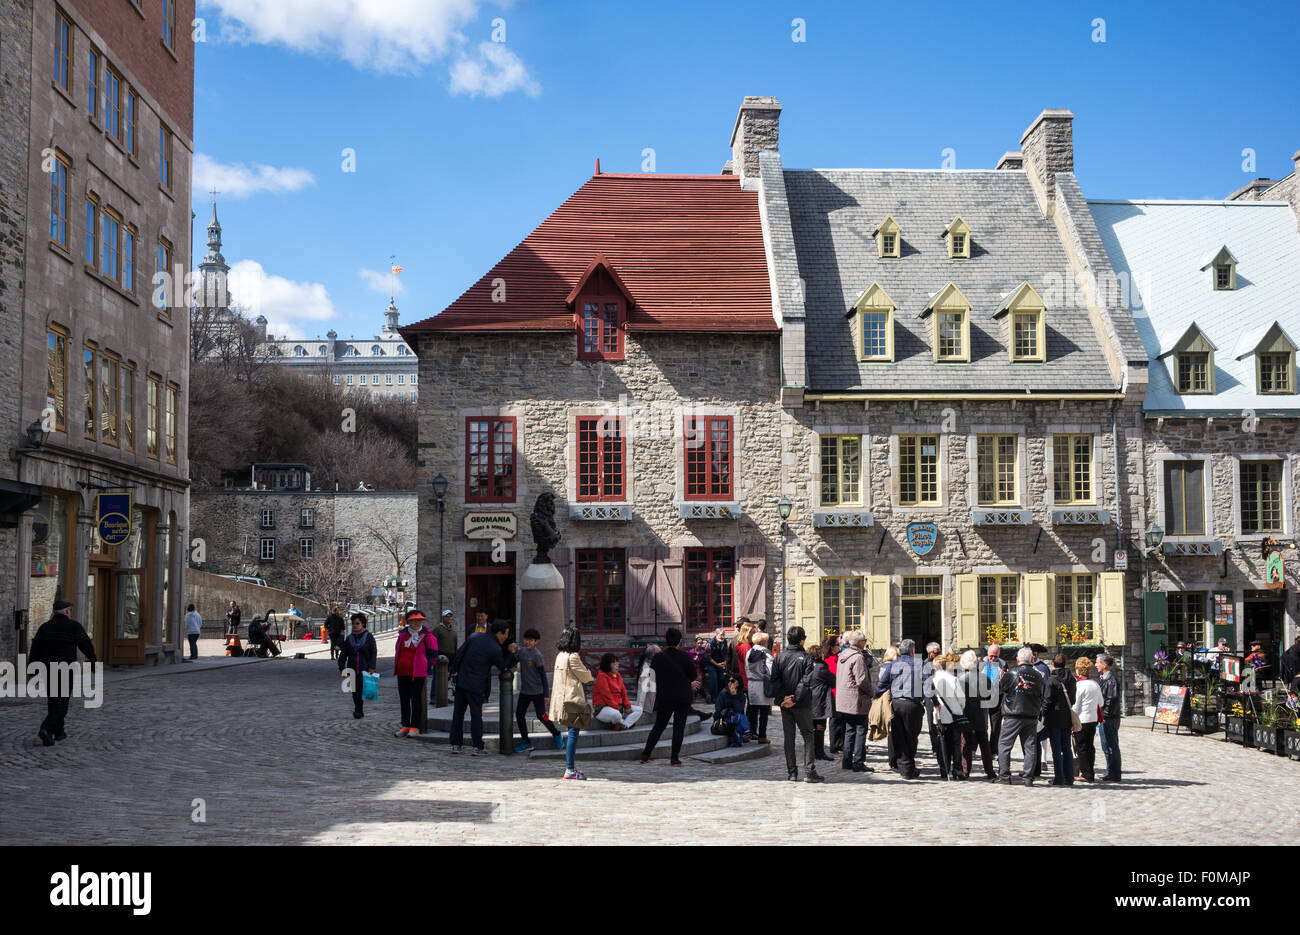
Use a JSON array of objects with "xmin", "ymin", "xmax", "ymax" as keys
[
  {"xmin": 393, "ymin": 610, "xmax": 438, "ymax": 738},
  {"xmin": 593, "ymin": 654, "xmax": 642, "ymax": 730}
]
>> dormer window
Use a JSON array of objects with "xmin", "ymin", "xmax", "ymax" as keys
[
  {"xmin": 995, "ymin": 282, "xmax": 1047, "ymax": 363},
  {"xmin": 1244, "ymin": 322, "xmax": 1298, "ymax": 395},
  {"xmin": 1200, "ymin": 245, "xmax": 1237, "ymax": 291},
  {"xmin": 923, "ymin": 283, "xmax": 972, "ymax": 362},
  {"xmin": 943, "ymin": 216, "xmax": 971, "ymax": 259},
  {"xmin": 848, "ymin": 282, "xmax": 895, "ymax": 361},
  {"xmin": 568, "ymin": 256, "xmax": 630, "ymax": 361},
  {"xmin": 371, "ymin": 345, "xmax": 385, "ymax": 356},
  {"xmin": 874, "ymin": 215, "xmax": 901, "ymax": 259},
  {"xmin": 293, "ymin": 345, "xmax": 307, "ymax": 357},
  {"xmin": 1161, "ymin": 322, "xmax": 1216, "ymax": 395}
]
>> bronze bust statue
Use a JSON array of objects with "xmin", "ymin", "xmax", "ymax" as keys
[{"xmin": 530, "ymin": 492, "xmax": 562, "ymax": 564}]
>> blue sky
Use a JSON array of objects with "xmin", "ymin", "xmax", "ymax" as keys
[{"xmin": 193, "ymin": 0, "xmax": 1300, "ymax": 341}]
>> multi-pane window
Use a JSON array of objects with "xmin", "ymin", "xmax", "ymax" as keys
[
  {"xmin": 100, "ymin": 354, "xmax": 119, "ymax": 446},
  {"xmin": 899, "ymin": 435, "xmax": 939, "ymax": 506},
  {"xmin": 397, "ymin": 374, "xmax": 405, "ymax": 384},
  {"xmin": 466, "ymin": 417, "xmax": 515, "ymax": 502},
  {"xmin": 411, "ymin": 374, "xmax": 417, "ymax": 384},
  {"xmin": 165, "ymin": 383, "xmax": 177, "ymax": 464},
  {"xmin": 936, "ymin": 311, "xmax": 964, "ymax": 359},
  {"xmin": 575, "ymin": 548, "xmax": 625, "ymax": 631},
  {"xmin": 950, "ymin": 233, "xmax": 966, "ymax": 257},
  {"xmin": 87, "ymin": 49, "xmax": 98, "ymax": 117},
  {"xmin": 156, "ymin": 238, "xmax": 171, "ymax": 312},
  {"xmin": 122, "ymin": 364, "xmax": 134, "ymax": 452},
  {"xmin": 299, "ymin": 508, "xmax": 315, "ymax": 528},
  {"xmin": 1215, "ymin": 265, "xmax": 1232, "ymax": 290},
  {"xmin": 579, "ymin": 300, "xmax": 623, "ymax": 359},
  {"xmin": 1177, "ymin": 352, "xmax": 1209, "ymax": 393},
  {"xmin": 1013, "ymin": 312, "xmax": 1040, "ymax": 360},
  {"xmin": 1163, "ymin": 460, "xmax": 1204, "ymax": 536},
  {"xmin": 901, "ymin": 575, "xmax": 942, "ymax": 598},
  {"xmin": 332, "ymin": 375, "xmax": 340, "ymax": 385},
  {"xmin": 577, "ymin": 417, "xmax": 624, "ymax": 501},
  {"xmin": 881, "ymin": 233, "xmax": 896, "ymax": 255},
  {"xmin": 105, "ymin": 66, "xmax": 123, "ymax": 143},
  {"xmin": 335, "ymin": 538, "xmax": 351, "ymax": 558},
  {"xmin": 83, "ymin": 346, "xmax": 96, "ymax": 440},
  {"xmin": 861, "ymin": 310, "xmax": 889, "ymax": 359},
  {"xmin": 385, "ymin": 374, "xmax": 393, "ymax": 385},
  {"xmin": 819, "ymin": 435, "xmax": 862, "ymax": 506},
  {"xmin": 162, "ymin": 0, "xmax": 176, "ymax": 50},
  {"xmin": 84, "ymin": 196, "xmax": 97, "ymax": 264},
  {"xmin": 685, "ymin": 548, "xmax": 733, "ymax": 632},
  {"xmin": 976, "ymin": 434, "xmax": 1017, "ymax": 505},
  {"xmin": 54, "ymin": 11, "xmax": 71, "ymax": 91},
  {"xmin": 299, "ymin": 538, "xmax": 314, "ymax": 559},
  {"xmin": 261, "ymin": 509, "xmax": 275, "ymax": 529},
  {"xmin": 684, "ymin": 416, "xmax": 733, "ymax": 500},
  {"xmin": 50, "ymin": 152, "xmax": 69, "ymax": 248},
  {"xmin": 101, "ymin": 208, "xmax": 121, "ymax": 283},
  {"xmin": 979, "ymin": 575, "xmax": 1020, "ymax": 644},
  {"xmin": 1053, "ymin": 434, "xmax": 1093, "ymax": 504},
  {"xmin": 1055, "ymin": 574, "xmax": 1095, "ymax": 643},
  {"xmin": 1259, "ymin": 353, "xmax": 1292, "ymax": 394},
  {"xmin": 1240, "ymin": 460, "xmax": 1283, "ymax": 535},
  {"xmin": 125, "ymin": 89, "xmax": 138, "ymax": 154},
  {"xmin": 346, "ymin": 375, "xmax": 353, "ymax": 385},
  {"xmin": 46, "ymin": 327, "xmax": 68, "ymax": 432},
  {"xmin": 146, "ymin": 376, "xmax": 159, "ymax": 458},
  {"xmin": 259, "ymin": 538, "xmax": 276, "ymax": 562},
  {"xmin": 1167, "ymin": 592, "xmax": 1207, "ymax": 646},
  {"xmin": 159, "ymin": 125, "xmax": 173, "ymax": 190},
  {"xmin": 820, "ymin": 577, "xmax": 863, "ymax": 641}
]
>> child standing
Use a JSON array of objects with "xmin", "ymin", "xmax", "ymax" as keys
[{"xmin": 513, "ymin": 628, "xmax": 563, "ymax": 752}]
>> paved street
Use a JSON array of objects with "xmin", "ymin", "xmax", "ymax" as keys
[{"xmin": 1, "ymin": 639, "xmax": 1296, "ymax": 845}]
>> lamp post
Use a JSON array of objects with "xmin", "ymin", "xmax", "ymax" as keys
[
  {"xmin": 777, "ymin": 495, "xmax": 792, "ymax": 649},
  {"xmin": 431, "ymin": 473, "xmax": 448, "ymax": 610},
  {"xmin": 1143, "ymin": 522, "xmax": 1164, "ymax": 591},
  {"xmin": 1140, "ymin": 522, "xmax": 1166, "ymax": 671}
]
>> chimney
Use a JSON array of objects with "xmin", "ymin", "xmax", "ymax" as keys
[
  {"xmin": 1293, "ymin": 148, "xmax": 1300, "ymax": 176},
  {"xmin": 995, "ymin": 151, "xmax": 1023, "ymax": 170},
  {"xmin": 1019, "ymin": 109, "xmax": 1074, "ymax": 215},
  {"xmin": 729, "ymin": 96, "xmax": 781, "ymax": 188}
]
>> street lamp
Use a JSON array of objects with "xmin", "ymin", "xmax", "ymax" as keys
[
  {"xmin": 431, "ymin": 473, "xmax": 448, "ymax": 612},
  {"xmin": 1144, "ymin": 523, "xmax": 1164, "ymax": 554},
  {"xmin": 777, "ymin": 496, "xmax": 792, "ymax": 648}
]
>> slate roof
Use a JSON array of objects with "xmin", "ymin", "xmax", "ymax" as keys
[
  {"xmin": 401, "ymin": 174, "xmax": 775, "ymax": 336},
  {"xmin": 778, "ymin": 168, "xmax": 1118, "ymax": 393},
  {"xmin": 1088, "ymin": 199, "xmax": 1300, "ymax": 414}
]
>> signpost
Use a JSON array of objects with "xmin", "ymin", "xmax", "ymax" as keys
[
  {"xmin": 95, "ymin": 493, "xmax": 132, "ymax": 546},
  {"xmin": 463, "ymin": 512, "xmax": 517, "ymax": 540}
]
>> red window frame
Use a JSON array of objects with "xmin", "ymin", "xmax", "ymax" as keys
[
  {"xmin": 575, "ymin": 548, "xmax": 625, "ymax": 632},
  {"xmin": 577, "ymin": 294, "xmax": 624, "ymax": 361},
  {"xmin": 576, "ymin": 416, "xmax": 625, "ymax": 502},
  {"xmin": 685, "ymin": 547, "xmax": 734, "ymax": 632},
  {"xmin": 684, "ymin": 415, "xmax": 733, "ymax": 500},
  {"xmin": 465, "ymin": 416, "xmax": 516, "ymax": 503}
]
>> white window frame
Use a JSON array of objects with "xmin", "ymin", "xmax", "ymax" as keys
[
  {"xmin": 299, "ymin": 537, "xmax": 314, "ymax": 559},
  {"xmin": 260, "ymin": 538, "xmax": 276, "ymax": 561},
  {"xmin": 335, "ymin": 537, "xmax": 351, "ymax": 558},
  {"xmin": 260, "ymin": 508, "xmax": 274, "ymax": 529}
]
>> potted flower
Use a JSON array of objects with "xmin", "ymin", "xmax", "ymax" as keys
[
  {"xmin": 1149, "ymin": 649, "xmax": 1180, "ymax": 703},
  {"xmin": 1279, "ymin": 691, "xmax": 1300, "ymax": 761},
  {"xmin": 1188, "ymin": 693, "xmax": 1220, "ymax": 733},
  {"xmin": 1224, "ymin": 700, "xmax": 1254, "ymax": 746},
  {"xmin": 1253, "ymin": 700, "xmax": 1284, "ymax": 755}
]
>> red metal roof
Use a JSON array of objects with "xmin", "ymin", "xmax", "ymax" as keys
[{"xmin": 401, "ymin": 174, "xmax": 776, "ymax": 335}]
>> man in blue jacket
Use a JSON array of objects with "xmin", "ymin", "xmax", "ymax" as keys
[
  {"xmin": 449, "ymin": 622, "xmax": 517, "ymax": 755},
  {"xmin": 876, "ymin": 638, "xmax": 926, "ymax": 779}
]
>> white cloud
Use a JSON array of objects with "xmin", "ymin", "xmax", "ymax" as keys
[
  {"xmin": 449, "ymin": 41, "xmax": 541, "ymax": 98},
  {"xmin": 359, "ymin": 268, "xmax": 406, "ymax": 296},
  {"xmin": 194, "ymin": 153, "xmax": 315, "ymax": 200},
  {"xmin": 201, "ymin": 0, "xmax": 518, "ymax": 77},
  {"xmin": 228, "ymin": 259, "xmax": 335, "ymax": 338}
]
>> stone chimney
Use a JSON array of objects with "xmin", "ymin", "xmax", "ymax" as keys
[
  {"xmin": 995, "ymin": 151, "xmax": 1023, "ymax": 170},
  {"xmin": 1019, "ymin": 109, "xmax": 1074, "ymax": 215},
  {"xmin": 729, "ymin": 96, "xmax": 781, "ymax": 189}
]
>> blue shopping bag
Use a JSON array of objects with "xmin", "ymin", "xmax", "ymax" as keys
[{"xmin": 362, "ymin": 672, "xmax": 379, "ymax": 701}]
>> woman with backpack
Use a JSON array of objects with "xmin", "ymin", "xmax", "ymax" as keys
[{"xmin": 745, "ymin": 631, "xmax": 774, "ymax": 744}]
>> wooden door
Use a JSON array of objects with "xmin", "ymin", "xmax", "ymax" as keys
[{"xmin": 107, "ymin": 570, "xmax": 146, "ymax": 665}]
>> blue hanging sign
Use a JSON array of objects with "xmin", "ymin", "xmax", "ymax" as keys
[
  {"xmin": 906, "ymin": 521, "xmax": 938, "ymax": 557},
  {"xmin": 96, "ymin": 493, "xmax": 132, "ymax": 546}
]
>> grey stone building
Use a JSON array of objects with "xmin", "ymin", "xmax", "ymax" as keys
[
  {"xmin": 1090, "ymin": 192, "xmax": 1300, "ymax": 671},
  {"xmin": 1226, "ymin": 148, "xmax": 1300, "ymax": 228},
  {"xmin": 190, "ymin": 463, "xmax": 418, "ymax": 606},
  {"xmin": 756, "ymin": 101, "xmax": 1150, "ymax": 692},
  {"xmin": 3, "ymin": 0, "xmax": 195, "ymax": 666},
  {"xmin": 401, "ymin": 160, "xmax": 782, "ymax": 663}
]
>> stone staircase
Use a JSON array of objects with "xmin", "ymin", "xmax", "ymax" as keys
[{"xmin": 414, "ymin": 705, "xmax": 771, "ymax": 764}]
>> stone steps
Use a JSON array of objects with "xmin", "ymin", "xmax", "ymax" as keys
[
  {"xmin": 690, "ymin": 742, "xmax": 773, "ymax": 765},
  {"xmin": 414, "ymin": 716, "xmax": 703, "ymax": 750},
  {"xmin": 528, "ymin": 726, "xmax": 728, "ymax": 762}
]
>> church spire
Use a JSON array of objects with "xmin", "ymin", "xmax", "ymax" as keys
[
  {"xmin": 198, "ymin": 190, "xmax": 230, "ymax": 311},
  {"xmin": 384, "ymin": 297, "xmax": 399, "ymax": 334},
  {"xmin": 201, "ymin": 190, "xmax": 228, "ymax": 273}
]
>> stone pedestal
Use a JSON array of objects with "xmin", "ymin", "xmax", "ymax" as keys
[{"xmin": 519, "ymin": 561, "xmax": 565, "ymax": 671}]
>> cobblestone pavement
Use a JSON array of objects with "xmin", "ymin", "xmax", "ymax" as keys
[{"xmin": 2, "ymin": 642, "xmax": 1296, "ymax": 845}]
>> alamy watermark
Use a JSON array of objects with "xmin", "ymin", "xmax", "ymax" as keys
[{"xmin": 0, "ymin": 657, "xmax": 103, "ymax": 709}]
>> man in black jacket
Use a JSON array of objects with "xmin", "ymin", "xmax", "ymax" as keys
[
  {"xmin": 29, "ymin": 600, "xmax": 96, "ymax": 746},
  {"xmin": 772, "ymin": 626, "xmax": 822, "ymax": 783},
  {"xmin": 1096, "ymin": 653, "xmax": 1123, "ymax": 782},
  {"xmin": 639, "ymin": 627, "xmax": 700, "ymax": 766},
  {"xmin": 449, "ymin": 622, "xmax": 517, "ymax": 755},
  {"xmin": 996, "ymin": 647, "xmax": 1044, "ymax": 785}
]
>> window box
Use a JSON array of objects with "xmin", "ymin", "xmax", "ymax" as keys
[
  {"xmin": 970, "ymin": 509, "xmax": 1032, "ymax": 526},
  {"xmin": 1189, "ymin": 709, "xmax": 1221, "ymax": 734},
  {"xmin": 1050, "ymin": 509, "xmax": 1112, "ymax": 526},
  {"xmin": 569, "ymin": 504, "xmax": 630, "ymax": 521},
  {"xmin": 678, "ymin": 502, "xmax": 742, "ymax": 520},
  {"xmin": 812, "ymin": 510, "xmax": 874, "ymax": 529}
]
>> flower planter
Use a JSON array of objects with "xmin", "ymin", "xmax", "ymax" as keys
[
  {"xmin": 1253, "ymin": 724, "xmax": 1283, "ymax": 755},
  {"xmin": 1284, "ymin": 730, "xmax": 1300, "ymax": 760},
  {"xmin": 1224, "ymin": 715, "xmax": 1253, "ymax": 746},
  {"xmin": 1189, "ymin": 710, "xmax": 1220, "ymax": 733}
]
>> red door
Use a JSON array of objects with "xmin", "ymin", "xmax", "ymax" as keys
[{"xmin": 465, "ymin": 551, "xmax": 516, "ymax": 641}]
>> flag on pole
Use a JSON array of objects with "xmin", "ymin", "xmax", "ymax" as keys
[{"xmin": 391, "ymin": 265, "xmax": 403, "ymax": 275}]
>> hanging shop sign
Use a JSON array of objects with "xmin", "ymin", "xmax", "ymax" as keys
[
  {"xmin": 906, "ymin": 522, "xmax": 938, "ymax": 558},
  {"xmin": 463, "ymin": 512, "xmax": 517, "ymax": 540},
  {"xmin": 1265, "ymin": 551, "xmax": 1285, "ymax": 590},
  {"xmin": 95, "ymin": 493, "xmax": 132, "ymax": 546}
]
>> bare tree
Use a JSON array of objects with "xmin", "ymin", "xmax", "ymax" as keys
[
  {"xmin": 366, "ymin": 523, "xmax": 418, "ymax": 581},
  {"xmin": 280, "ymin": 546, "xmax": 362, "ymax": 610}
]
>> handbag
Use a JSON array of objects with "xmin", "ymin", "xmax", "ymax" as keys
[
  {"xmin": 362, "ymin": 672, "xmax": 379, "ymax": 701},
  {"xmin": 711, "ymin": 715, "xmax": 731, "ymax": 736},
  {"xmin": 559, "ymin": 699, "xmax": 591, "ymax": 730}
]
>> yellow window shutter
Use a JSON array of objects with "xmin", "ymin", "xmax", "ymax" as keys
[
  {"xmin": 1024, "ymin": 573, "xmax": 1053, "ymax": 647},
  {"xmin": 955, "ymin": 574, "xmax": 978, "ymax": 649},
  {"xmin": 1099, "ymin": 572, "xmax": 1127, "ymax": 647},
  {"xmin": 866, "ymin": 575, "xmax": 891, "ymax": 651},
  {"xmin": 795, "ymin": 576, "xmax": 821, "ymax": 648}
]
